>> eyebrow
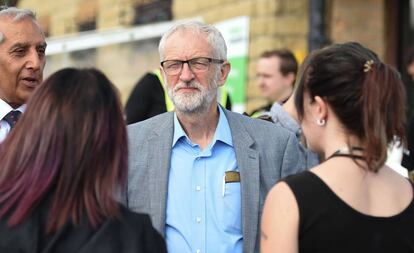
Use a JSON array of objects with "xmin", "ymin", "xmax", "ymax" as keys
[
  {"xmin": 9, "ymin": 42, "xmax": 47, "ymax": 50},
  {"xmin": 37, "ymin": 42, "xmax": 47, "ymax": 48},
  {"xmin": 10, "ymin": 42, "xmax": 29, "ymax": 48},
  {"xmin": 8, "ymin": 43, "xmax": 29, "ymax": 52}
]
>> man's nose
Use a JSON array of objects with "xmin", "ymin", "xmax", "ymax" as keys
[
  {"xmin": 25, "ymin": 49, "xmax": 42, "ymax": 70},
  {"xmin": 179, "ymin": 62, "xmax": 195, "ymax": 82}
]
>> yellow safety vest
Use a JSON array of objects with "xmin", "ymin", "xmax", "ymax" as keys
[
  {"xmin": 218, "ymin": 85, "xmax": 228, "ymax": 108},
  {"xmin": 153, "ymin": 69, "xmax": 229, "ymax": 110},
  {"xmin": 153, "ymin": 69, "xmax": 174, "ymax": 112}
]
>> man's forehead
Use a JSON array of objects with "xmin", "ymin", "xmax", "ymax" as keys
[
  {"xmin": 165, "ymin": 31, "xmax": 210, "ymax": 50},
  {"xmin": 0, "ymin": 15, "xmax": 21, "ymax": 25},
  {"xmin": 168, "ymin": 28, "xmax": 208, "ymax": 42},
  {"xmin": 259, "ymin": 56, "xmax": 281, "ymax": 67},
  {"xmin": 0, "ymin": 16, "xmax": 40, "ymax": 31},
  {"xmin": 0, "ymin": 17, "xmax": 45, "ymax": 43}
]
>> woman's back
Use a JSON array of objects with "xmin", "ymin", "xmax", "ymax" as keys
[
  {"xmin": 312, "ymin": 158, "xmax": 413, "ymax": 217},
  {"xmin": 0, "ymin": 198, "xmax": 166, "ymax": 253},
  {"xmin": 284, "ymin": 162, "xmax": 414, "ymax": 253}
]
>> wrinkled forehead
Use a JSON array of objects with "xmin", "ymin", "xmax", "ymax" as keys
[
  {"xmin": 0, "ymin": 16, "xmax": 44, "ymax": 39},
  {"xmin": 165, "ymin": 29, "xmax": 213, "ymax": 55},
  {"xmin": 167, "ymin": 28, "xmax": 209, "ymax": 45}
]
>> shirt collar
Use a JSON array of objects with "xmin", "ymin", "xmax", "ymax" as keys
[
  {"xmin": 0, "ymin": 98, "xmax": 26, "ymax": 120},
  {"xmin": 172, "ymin": 113, "xmax": 187, "ymax": 147},
  {"xmin": 172, "ymin": 106, "xmax": 233, "ymax": 147},
  {"xmin": 214, "ymin": 106, "xmax": 233, "ymax": 146}
]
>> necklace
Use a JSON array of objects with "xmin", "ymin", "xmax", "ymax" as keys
[{"xmin": 325, "ymin": 146, "xmax": 365, "ymax": 161}]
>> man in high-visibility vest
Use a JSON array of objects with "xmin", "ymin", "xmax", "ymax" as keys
[{"xmin": 125, "ymin": 69, "xmax": 231, "ymax": 124}]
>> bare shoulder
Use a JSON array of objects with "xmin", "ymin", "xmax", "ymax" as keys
[
  {"xmin": 382, "ymin": 166, "xmax": 413, "ymax": 202},
  {"xmin": 268, "ymin": 181, "xmax": 293, "ymax": 197},
  {"xmin": 262, "ymin": 182, "xmax": 299, "ymax": 226},
  {"xmin": 261, "ymin": 182, "xmax": 299, "ymax": 253}
]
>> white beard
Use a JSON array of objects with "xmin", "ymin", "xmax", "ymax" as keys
[{"xmin": 167, "ymin": 73, "xmax": 219, "ymax": 114}]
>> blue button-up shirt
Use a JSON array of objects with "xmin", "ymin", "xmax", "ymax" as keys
[{"xmin": 165, "ymin": 106, "xmax": 242, "ymax": 253}]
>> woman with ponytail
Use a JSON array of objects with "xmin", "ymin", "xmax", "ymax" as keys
[{"xmin": 261, "ymin": 42, "xmax": 414, "ymax": 253}]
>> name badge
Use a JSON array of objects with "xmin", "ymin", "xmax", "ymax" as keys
[
  {"xmin": 222, "ymin": 171, "xmax": 239, "ymax": 197},
  {"xmin": 225, "ymin": 171, "xmax": 240, "ymax": 183}
]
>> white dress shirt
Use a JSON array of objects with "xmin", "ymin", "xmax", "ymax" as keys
[{"xmin": 0, "ymin": 99, "xmax": 25, "ymax": 142}]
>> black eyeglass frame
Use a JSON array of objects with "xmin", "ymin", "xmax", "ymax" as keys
[{"xmin": 160, "ymin": 57, "xmax": 225, "ymax": 75}]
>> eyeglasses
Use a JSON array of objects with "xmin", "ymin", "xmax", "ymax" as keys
[{"xmin": 161, "ymin": 57, "xmax": 224, "ymax": 76}]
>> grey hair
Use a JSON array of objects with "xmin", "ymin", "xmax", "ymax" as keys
[
  {"xmin": 0, "ymin": 7, "xmax": 37, "ymax": 43},
  {"xmin": 158, "ymin": 21, "xmax": 227, "ymax": 61}
]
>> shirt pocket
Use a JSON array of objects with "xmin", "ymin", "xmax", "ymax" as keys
[{"xmin": 219, "ymin": 181, "xmax": 242, "ymax": 233}]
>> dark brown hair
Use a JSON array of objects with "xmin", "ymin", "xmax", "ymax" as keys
[
  {"xmin": 260, "ymin": 49, "xmax": 298, "ymax": 77},
  {"xmin": 0, "ymin": 68, "xmax": 128, "ymax": 233},
  {"xmin": 295, "ymin": 42, "xmax": 406, "ymax": 172}
]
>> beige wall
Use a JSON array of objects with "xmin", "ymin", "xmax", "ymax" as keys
[
  {"xmin": 17, "ymin": 0, "xmax": 388, "ymax": 111},
  {"xmin": 329, "ymin": 0, "xmax": 386, "ymax": 60},
  {"xmin": 18, "ymin": 0, "xmax": 158, "ymax": 104},
  {"xmin": 18, "ymin": 0, "xmax": 310, "ymax": 111},
  {"xmin": 19, "ymin": 0, "xmax": 81, "ymax": 36}
]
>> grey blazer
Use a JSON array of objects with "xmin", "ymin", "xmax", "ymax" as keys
[{"xmin": 126, "ymin": 109, "xmax": 306, "ymax": 253}]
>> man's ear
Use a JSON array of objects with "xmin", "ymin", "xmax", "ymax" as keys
[
  {"xmin": 285, "ymin": 72, "xmax": 296, "ymax": 88},
  {"xmin": 158, "ymin": 66, "xmax": 166, "ymax": 83},
  {"xmin": 217, "ymin": 61, "xmax": 231, "ymax": 87}
]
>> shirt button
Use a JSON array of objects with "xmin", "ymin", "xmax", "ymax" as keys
[
  {"xmin": 196, "ymin": 217, "xmax": 201, "ymax": 223},
  {"xmin": 196, "ymin": 250, "xmax": 201, "ymax": 253},
  {"xmin": 196, "ymin": 186, "xmax": 201, "ymax": 191}
]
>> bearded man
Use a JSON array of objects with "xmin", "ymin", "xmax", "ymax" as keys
[{"xmin": 126, "ymin": 21, "xmax": 307, "ymax": 253}]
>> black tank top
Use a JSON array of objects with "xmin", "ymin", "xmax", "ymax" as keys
[{"xmin": 283, "ymin": 170, "xmax": 414, "ymax": 253}]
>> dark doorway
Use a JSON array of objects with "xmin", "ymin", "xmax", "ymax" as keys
[{"xmin": 395, "ymin": 0, "xmax": 414, "ymax": 118}]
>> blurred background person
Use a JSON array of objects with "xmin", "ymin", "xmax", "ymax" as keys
[
  {"xmin": 0, "ymin": 68, "xmax": 166, "ymax": 253},
  {"xmin": 402, "ymin": 48, "xmax": 414, "ymax": 178},
  {"xmin": 253, "ymin": 49, "xmax": 319, "ymax": 168},
  {"xmin": 250, "ymin": 49, "xmax": 297, "ymax": 118},
  {"xmin": 0, "ymin": 7, "xmax": 46, "ymax": 142},
  {"xmin": 261, "ymin": 42, "xmax": 414, "ymax": 253},
  {"xmin": 124, "ymin": 68, "xmax": 231, "ymax": 124}
]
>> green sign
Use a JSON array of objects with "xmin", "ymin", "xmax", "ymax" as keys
[{"xmin": 215, "ymin": 16, "xmax": 249, "ymax": 113}]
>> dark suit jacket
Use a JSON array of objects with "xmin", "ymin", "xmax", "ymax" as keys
[{"xmin": 0, "ymin": 202, "xmax": 166, "ymax": 253}]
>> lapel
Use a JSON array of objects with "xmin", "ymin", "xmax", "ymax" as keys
[
  {"xmin": 224, "ymin": 109, "xmax": 260, "ymax": 253},
  {"xmin": 146, "ymin": 112, "xmax": 174, "ymax": 235}
]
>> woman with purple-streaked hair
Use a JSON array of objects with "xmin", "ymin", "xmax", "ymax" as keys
[{"xmin": 0, "ymin": 68, "xmax": 166, "ymax": 253}]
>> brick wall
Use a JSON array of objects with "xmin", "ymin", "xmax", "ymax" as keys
[
  {"xmin": 17, "ymin": 0, "xmax": 388, "ymax": 110},
  {"xmin": 329, "ymin": 0, "xmax": 385, "ymax": 60}
]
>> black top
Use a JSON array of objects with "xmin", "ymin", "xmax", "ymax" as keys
[
  {"xmin": 125, "ymin": 72, "xmax": 167, "ymax": 125},
  {"xmin": 0, "ymin": 203, "xmax": 166, "ymax": 253},
  {"xmin": 402, "ymin": 114, "xmax": 414, "ymax": 171},
  {"xmin": 283, "ymin": 170, "xmax": 414, "ymax": 253}
]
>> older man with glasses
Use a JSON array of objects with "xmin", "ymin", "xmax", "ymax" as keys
[{"xmin": 125, "ymin": 21, "xmax": 307, "ymax": 253}]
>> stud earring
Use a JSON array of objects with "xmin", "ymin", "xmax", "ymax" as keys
[{"xmin": 316, "ymin": 118, "xmax": 326, "ymax": 126}]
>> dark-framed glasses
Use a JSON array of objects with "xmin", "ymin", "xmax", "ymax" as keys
[{"xmin": 161, "ymin": 57, "xmax": 224, "ymax": 76}]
